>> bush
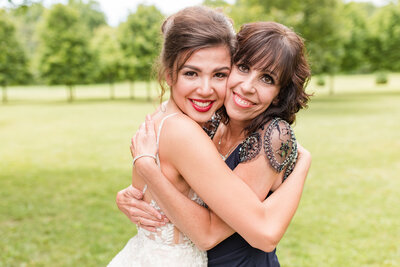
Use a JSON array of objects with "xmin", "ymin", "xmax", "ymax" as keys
[
  {"xmin": 316, "ymin": 76, "xmax": 326, "ymax": 86},
  {"xmin": 375, "ymin": 72, "xmax": 388, "ymax": 85}
]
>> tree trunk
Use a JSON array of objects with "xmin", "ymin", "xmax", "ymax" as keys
[
  {"xmin": 329, "ymin": 74, "xmax": 335, "ymax": 95},
  {"xmin": 146, "ymin": 81, "xmax": 151, "ymax": 102},
  {"xmin": 68, "ymin": 85, "xmax": 74, "ymax": 102},
  {"xmin": 110, "ymin": 81, "xmax": 115, "ymax": 100},
  {"xmin": 129, "ymin": 81, "xmax": 134, "ymax": 99},
  {"xmin": 2, "ymin": 86, "xmax": 7, "ymax": 103}
]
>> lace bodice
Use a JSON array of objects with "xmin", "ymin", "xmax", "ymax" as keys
[
  {"xmin": 108, "ymin": 112, "xmax": 207, "ymax": 266},
  {"xmin": 140, "ymin": 185, "xmax": 205, "ymax": 246}
]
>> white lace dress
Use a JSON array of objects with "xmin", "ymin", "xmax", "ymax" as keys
[{"xmin": 108, "ymin": 113, "xmax": 207, "ymax": 267}]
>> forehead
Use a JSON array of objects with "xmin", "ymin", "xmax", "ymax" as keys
[{"xmin": 183, "ymin": 46, "xmax": 231, "ymax": 67}]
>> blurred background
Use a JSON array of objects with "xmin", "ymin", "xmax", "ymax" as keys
[{"xmin": 0, "ymin": 0, "xmax": 399, "ymax": 266}]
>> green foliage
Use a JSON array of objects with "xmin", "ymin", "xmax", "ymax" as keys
[
  {"xmin": 0, "ymin": 10, "xmax": 30, "ymax": 102},
  {"xmin": 316, "ymin": 76, "xmax": 326, "ymax": 86},
  {"xmin": 67, "ymin": 0, "xmax": 106, "ymax": 34},
  {"xmin": 375, "ymin": 71, "xmax": 388, "ymax": 84},
  {"xmin": 91, "ymin": 25, "xmax": 123, "ymax": 98},
  {"xmin": 340, "ymin": 2, "xmax": 373, "ymax": 73},
  {"xmin": 118, "ymin": 4, "xmax": 164, "ymax": 83},
  {"xmin": 9, "ymin": 2, "xmax": 45, "ymax": 81},
  {"xmin": 37, "ymin": 4, "xmax": 95, "ymax": 100},
  {"xmin": 366, "ymin": 3, "xmax": 400, "ymax": 72}
]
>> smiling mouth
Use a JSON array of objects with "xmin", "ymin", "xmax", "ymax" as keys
[
  {"xmin": 233, "ymin": 93, "xmax": 254, "ymax": 108},
  {"xmin": 190, "ymin": 99, "xmax": 214, "ymax": 112}
]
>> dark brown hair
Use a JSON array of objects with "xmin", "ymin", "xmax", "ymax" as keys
[
  {"xmin": 219, "ymin": 22, "xmax": 311, "ymax": 134},
  {"xmin": 157, "ymin": 6, "xmax": 236, "ymax": 99}
]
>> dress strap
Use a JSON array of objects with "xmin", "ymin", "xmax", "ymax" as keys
[
  {"xmin": 142, "ymin": 113, "xmax": 177, "ymax": 196},
  {"xmin": 156, "ymin": 113, "xmax": 178, "ymax": 165}
]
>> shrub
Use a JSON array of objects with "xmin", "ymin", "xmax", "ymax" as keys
[
  {"xmin": 375, "ymin": 72, "xmax": 388, "ymax": 85},
  {"xmin": 316, "ymin": 76, "xmax": 326, "ymax": 86}
]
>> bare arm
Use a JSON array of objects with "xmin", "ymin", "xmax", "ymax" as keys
[{"xmin": 133, "ymin": 115, "xmax": 311, "ymax": 251}]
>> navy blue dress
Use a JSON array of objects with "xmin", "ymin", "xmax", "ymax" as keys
[{"xmin": 207, "ymin": 145, "xmax": 280, "ymax": 267}]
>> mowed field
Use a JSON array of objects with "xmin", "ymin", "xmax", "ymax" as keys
[{"xmin": 1, "ymin": 74, "xmax": 399, "ymax": 266}]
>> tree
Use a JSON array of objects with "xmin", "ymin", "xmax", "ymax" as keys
[
  {"xmin": 118, "ymin": 4, "xmax": 164, "ymax": 100},
  {"xmin": 339, "ymin": 2, "xmax": 373, "ymax": 73},
  {"xmin": 37, "ymin": 4, "xmax": 94, "ymax": 102},
  {"xmin": 0, "ymin": 10, "xmax": 30, "ymax": 103},
  {"xmin": 91, "ymin": 25, "xmax": 123, "ymax": 99},
  {"xmin": 67, "ymin": 0, "xmax": 106, "ymax": 34},
  {"xmin": 10, "ymin": 2, "xmax": 45, "ymax": 82},
  {"xmin": 366, "ymin": 2, "xmax": 400, "ymax": 72}
]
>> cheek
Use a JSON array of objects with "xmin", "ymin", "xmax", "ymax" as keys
[{"xmin": 216, "ymin": 81, "xmax": 227, "ymax": 100}]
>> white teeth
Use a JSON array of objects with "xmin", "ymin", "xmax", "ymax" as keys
[
  {"xmin": 234, "ymin": 94, "xmax": 252, "ymax": 106},
  {"xmin": 192, "ymin": 100, "xmax": 211, "ymax": 107}
]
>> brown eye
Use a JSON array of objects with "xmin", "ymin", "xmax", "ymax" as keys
[
  {"xmin": 215, "ymin": 72, "xmax": 228, "ymax": 79},
  {"xmin": 261, "ymin": 74, "xmax": 274, "ymax": 85},
  {"xmin": 184, "ymin": 71, "xmax": 197, "ymax": 77},
  {"xmin": 237, "ymin": 64, "xmax": 249, "ymax": 73}
]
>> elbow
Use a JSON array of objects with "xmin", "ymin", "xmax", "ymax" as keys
[
  {"xmin": 195, "ymin": 236, "xmax": 220, "ymax": 251},
  {"xmin": 249, "ymin": 232, "xmax": 279, "ymax": 253}
]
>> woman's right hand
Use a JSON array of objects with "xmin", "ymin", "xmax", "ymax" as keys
[
  {"xmin": 116, "ymin": 185, "xmax": 168, "ymax": 232},
  {"xmin": 296, "ymin": 142, "xmax": 312, "ymax": 170},
  {"xmin": 131, "ymin": 115, "xmax": 159, "ymax": 178}
]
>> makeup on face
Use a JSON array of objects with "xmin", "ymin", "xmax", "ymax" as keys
[{"xmin": 170, "ymin": 45, "xmax": 231, "ymax": 124}]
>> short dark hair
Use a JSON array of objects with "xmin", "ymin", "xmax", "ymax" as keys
[{"xmin": 219, "ymin": 22, "xmax": 311, "ymax": 134}]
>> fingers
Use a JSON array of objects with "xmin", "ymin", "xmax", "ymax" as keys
[
  {"xmin": 133, "ymin": 198, "xmax": 163, "ymax": 220},
  {"xmin": 126, "ymin": 185, "xmax": 143, "ymax": 199},
  {"xmin": 130, "ymin": 206, "xmax": 164, "ymax": 222},
  {"xmin": 145, "ymin": 114, "xmax": 155, "ymax": 137},
  {"xmin": 134, "ymin": 215, "xmax": 165, "ymax": 228},
  {"xmin": 140, "ymin": 225, "xmax": 157, "ymax": 232},
  {"xmin": 130, "ymin": 143, "xmax": 135, "ymax": 158}
]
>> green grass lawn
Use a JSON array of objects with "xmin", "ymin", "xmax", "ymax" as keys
[{"xmin": 1, "ymin": 74, "xmax": 399, "ymax": 266}]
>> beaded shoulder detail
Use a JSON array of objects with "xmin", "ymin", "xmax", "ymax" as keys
[
  {"xmin": 202, "ymin": 113, "xmax": 222, "ymax": 140},
  {"xmin": 239, "ymin": 118, "xmax": 298, "ymax": 181}
]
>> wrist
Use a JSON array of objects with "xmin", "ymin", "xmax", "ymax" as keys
[{"xmin": 135, "ymin": 157, "xmax": 158, "ymax": 178}]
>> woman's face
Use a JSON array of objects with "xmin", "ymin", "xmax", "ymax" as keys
[
  {"xmin": 170, "ymin": 45, "xmax": 231, "ymax": 123},
  {"xmin": 224, "ymin": 63, "xmax": 280, "ymax": 124}
]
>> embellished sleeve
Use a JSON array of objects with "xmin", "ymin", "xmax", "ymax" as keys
[
  {"xmin": 239, "ymin": 118, "xmax": 297, "ymax": 181},
  {"xmin": 202, "ymin": 113, "xmax": 221, "ymax": 140}
]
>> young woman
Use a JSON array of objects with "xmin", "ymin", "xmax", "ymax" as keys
[
  {"xmin": 112, "ymin": 6, "xmax": 311, "ymax": 267},
  {"xmin": 109, "ymin": 6, "xmax": 236, "ymax": 266}
]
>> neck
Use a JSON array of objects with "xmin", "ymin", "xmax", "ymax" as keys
[
  {"xmin": 225, "ymin": 118, "xmax": 250, "ymax": 141},
  {"xmin": 217, "ymin": 119, "xmax": 248, "ymax": 159}
]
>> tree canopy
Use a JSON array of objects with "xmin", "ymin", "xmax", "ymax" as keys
[{"xmin": 37, "ymin": 4, "xmax": 95, "ymax": 100}]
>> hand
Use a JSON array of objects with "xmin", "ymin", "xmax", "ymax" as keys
[
  {"xmin": 296, "ymin": 142, "xmax": 311, "ymax": 169},
  {"xmin": 116, "ymin": 185, "xmax": 169, "ymax": 232},
  {"xmin": 130, "ymin": 114, "xmax": 158, "ymax": 168}
]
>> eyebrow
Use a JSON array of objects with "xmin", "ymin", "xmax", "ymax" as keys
[{"xmin": 182, "ymin": 65, "xmax": 231, "ymax": 72}]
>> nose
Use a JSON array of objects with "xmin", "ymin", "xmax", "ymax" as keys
[
  {"xmin": 240, "ymin": 75, "xmax": 256, "ymax": 94},
  {"xmin": 197, "ymin": 77, "xmax": 214, "ymax": 97}
]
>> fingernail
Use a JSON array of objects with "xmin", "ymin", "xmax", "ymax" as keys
[{"xmin": 157, "ymin": 214, "xmax": 162, "ymax": 220}]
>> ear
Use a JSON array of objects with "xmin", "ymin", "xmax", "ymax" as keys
[{"xmin": 165, "ymin": 70, "xmax": 173, "ymax": 87}]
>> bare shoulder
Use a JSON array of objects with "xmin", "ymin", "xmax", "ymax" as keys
[
  {"xmin": 158, "ymin": 113, "xmax": 216, "ymax": 156},
  {"xmin": 160, "ymin": 113, "xmax": 207, "ymax": 139}
]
